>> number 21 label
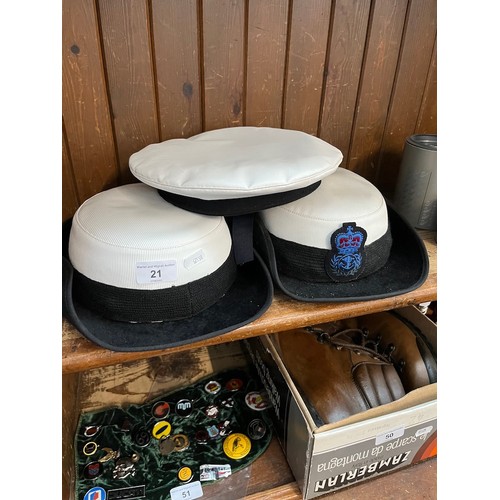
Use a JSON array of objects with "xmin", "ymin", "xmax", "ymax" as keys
[{"xmin": 136, "ymin": 260, "xmax": 177, "ymax": 284}]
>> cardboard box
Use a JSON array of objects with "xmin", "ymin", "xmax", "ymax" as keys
[{"xmin": 243, "ymin": 306, "xmax": 437, "ymax": 499}]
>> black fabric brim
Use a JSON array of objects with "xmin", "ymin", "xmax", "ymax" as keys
[
  {"xmin": 62, "ymin": 220, "xmax": 273, "ymax": 352},
  {"xmin": 254, "ymin": 202, "xmax": 429, "ymax": 302}
]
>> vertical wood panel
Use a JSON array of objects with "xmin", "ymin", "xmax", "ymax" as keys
[
  {"xmin": 282, "ymin": 0, "xmax": 332, "ymax": 135},
  {"xmin": 246, "ymin": 0, "xmax": 289, "ymax": 127},
  {"xmin": 376, "ymin": 0, "xmax": 437, "ymax": 194},
  {"xmin": 416, "ymin": 38, "xmax": 437, "ymax": 135},
  {"xmin": 347, "ymin": 0, "xmax": 408, "ymax": 182},
  {"xmin": 152, "ymin": 0, "xmax": 202, "ymax": 140},
  {"xmin": 98, "ymin": 0, "xmax": 159, "ymax": 184},
  {"xmin": 62, "ymin": 0, "xmax": 118, "ymax": 201},
  {"xmin": 62, "ymin": 0, "xmax": 437, "ymax": 209},
  {"xmin": 62, "ymin": 125, "xmax": 80, "ymax": 221},
  {"xmin": 319, "ymin": 0, "xmax": 371, "ymax": 160},
  {"xmin": 62, "ymin": 372, "xmax": 81, "ymax": 500},
  {"xmin": 203, "ymin": 0, "xmax": 246, "ymax": 130}
]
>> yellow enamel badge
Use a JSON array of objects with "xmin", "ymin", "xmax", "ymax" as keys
[
  {"xmin": 152, "ymin": 420, "xmax": 171, "ymax": 439},
  {"xmin": 177, "ymin": 466, "xmax": 193, "ymax": 482},
  {"xmin": 223, "ymin": 433, "xmax": 251, "ymax": 460}
]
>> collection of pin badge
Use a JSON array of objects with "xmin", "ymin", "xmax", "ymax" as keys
[{"xmin": 75, "ymin": 369, "xmax": 273, "ymax": 500}]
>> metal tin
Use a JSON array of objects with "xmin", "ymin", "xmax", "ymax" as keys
[{"xmin": 393, "ymin": 134, "xmax": 437, "ymax": 231}]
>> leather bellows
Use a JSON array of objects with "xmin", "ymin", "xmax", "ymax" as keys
[{"xmin": 271, "ymin": 311, "xmax": 437, "ymax": 425}]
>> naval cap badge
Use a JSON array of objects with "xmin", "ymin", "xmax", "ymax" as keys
[{"xmin": 325, "ymin": 222, "xmax": 367, "ymax": 282}]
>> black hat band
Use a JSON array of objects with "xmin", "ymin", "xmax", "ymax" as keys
[
  {"xmin": 157, "ymin": 182, "xmax": 321, "ymax": 217},
  {"xmin": 72, "ymin": 253, "xmax": 237, "ymax": 323},
  {"xmin": 268, "ymin": 227, "xmax": 392, "ymax": 283}
]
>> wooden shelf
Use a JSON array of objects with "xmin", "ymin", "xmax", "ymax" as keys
[
  {"xmin": 62, "ymin": 230, "xmax": 436, "ymax": 374},
  {"xmin": 62, "ymin": 230, "xmax": 437, "ymax": 499}
]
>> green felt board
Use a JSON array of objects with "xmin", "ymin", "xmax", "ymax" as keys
[{"xmin": 74, "ymin": 368, "xmax": 273, "ymax": 499}]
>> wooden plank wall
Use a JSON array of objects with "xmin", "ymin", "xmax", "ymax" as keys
[{"xmin": 62, "ymin": 0, "xmax": 437, "ymax": 220}]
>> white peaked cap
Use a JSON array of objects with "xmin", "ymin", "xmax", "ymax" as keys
[{"xmin": 129, "ymin": 127, "xmax": 343, "ymax": 201}]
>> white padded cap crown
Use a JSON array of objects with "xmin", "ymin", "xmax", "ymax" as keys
[
  {"xmin": 129, "ymin": 127, "xmax": 343, "ymax": 200},
  {"xmin": 68, "ymin": 183, "xmax": 232, "ymax": 289},
  {"xmin": 260, "ymin": 168, "xmax": 388, "ymax": 248}
]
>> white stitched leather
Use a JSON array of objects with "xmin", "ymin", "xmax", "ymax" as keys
[{"xmin": 129, "ymin": 127, "xmax": 342, "ymax": 200}]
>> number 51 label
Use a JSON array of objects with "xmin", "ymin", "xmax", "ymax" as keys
[
  {"xmin": 170, "ymin": 481, "xmax": 203, "ymax": 500},
  {"xmin": 136, "ymin": 260, "xmax": 177, "ymax": 284}
]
